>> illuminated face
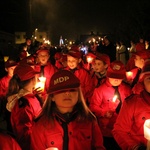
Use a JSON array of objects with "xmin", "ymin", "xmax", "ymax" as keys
[
  {"xmin": 37, "ymin": 51, "xmax": 50, "ymax": 65},
  {"xmin": 6, "ymin": 66, "xmax": 16, "ymax": 77},
  {"xmin": 144, "ymin": 75, "xmax": 150, "ymax": 93},
  {"xmin": 26, "ymin": 39, "xmax": 31, "ymax": 46},
  {"xmin": 108, "ymin": 78, "xmax": 123, "ymax": 86},
  {"xmin": 93, "ymin": 59, "xmax": 107, "ymax": 73},
  {"xmin": 67, "ymin": 55, "xmax": 80, "ymax": 69},
  {"xmin": 134, "ymin": 55, "xmax": 144, "ymax": 68},
  {"xmin": 52, "ymin": 88, "xmax": 79, "ymax": 113}
]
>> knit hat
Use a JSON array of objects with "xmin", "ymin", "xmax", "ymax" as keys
[
  {"xmin": 48, "ymin": 70, "xmax": 80, "ymax": 94},
  {"xmin": 5, "ymin": 59, "xmax": 18, "ymax": 68},
  {"xmin": 67, "ymin": 46, "xmax": 82, "ymax": 59},
  {"xmin": 133, "ymin": 50, "xmax": 150, "ymax": 60},
  {"xmin": 107, "ymin": 60, "xmax": 126, "ymax": 79},
  {"xmin": 139, "ymin": 61, "xmax": 150, "ymax": 81},
  {"xmin": 14, "ymin": 64, "xmax": 39, "ymax": 81}
]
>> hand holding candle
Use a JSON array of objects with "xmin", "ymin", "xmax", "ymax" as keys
[
  {"xmin": 126, "ymin": 71, "xmax": 133, "ymax": 81},
  {"xmin": 109, "ymin": 95, "xmax": 120, "ymax": 111},
  {"xmin": 35, "ymin": 76, "xmax": 46, "ymax": 92}
]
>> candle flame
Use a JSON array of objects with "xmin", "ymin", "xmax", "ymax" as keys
[
  {"xmin": 112, "ymin": 95, "xmax": 117, "ymax": 102},
  {"xmin": 87, "ymin": 56, "xmax": 93, "ymax": 63}
]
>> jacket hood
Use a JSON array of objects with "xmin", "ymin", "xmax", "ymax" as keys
[{"xmin": 6, "ymin": 89, "xmax": 32, "ymax": 112}]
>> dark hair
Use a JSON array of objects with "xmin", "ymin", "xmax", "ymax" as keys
[
  {"xmin": 6, "ymin": 74, "xmax": 34, "ymax": 97},
  {"xmin": 38, "ymin": 87, "xmax": 96, "ymax": 124}
]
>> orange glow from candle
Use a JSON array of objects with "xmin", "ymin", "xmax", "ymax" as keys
[
  {"xmin": 87, "ymin": 56, "xmax": 93, "ymax": 63},
  {"xmin": 126, "ymin": 71, "xmax": 133, "ymax": 80},
  {"xmin": 35, "ymin": 76, "xmax": 46, "ymax": 92}
]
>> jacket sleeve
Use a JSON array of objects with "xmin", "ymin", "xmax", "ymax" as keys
[
  {"xmin": 92, "ymin": 120, "xmax": 106, "ymax": 150},
  {"xmin": 112, "ymin": 99, "xmax": 140, "ymax": 149},
  {"xmin": 30, "ymin": 121, "xmax": 46, "ymax": 150},
  {"xmin": 89, "ymin": 88, "xmax": 107, "ymax": 117}
]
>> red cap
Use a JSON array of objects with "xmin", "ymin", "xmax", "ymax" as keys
[
  {"xmin": 86, "ymin": 52, "xmax": 97, "ymax": 59},
  {"xmin": 67, "ymin": 45, "xmax": 82, "ymax": 59},
  {"xmin": 36, "ymin": 49, "xmax": 50, "ymax": 54},
  {"xmin": 5, "ymin": 59, "xmax": 18, "ymax": 68},
  {"xmin": 95, "ymin": 53, "xmax": 110, "ymax": 66},
  {"xmin": 48, "ymin": 70, "xmax": 80, "ymax": 94},
  {"xmin": 19, "ymin": 56, "xmax": 36, "ymax": 66},
  {"xmin": 14, "ymin": 64, "xmax": 39, "ymax": 81},
  {"xmin": 133, "ymin": 50, "xmax": 150, "ymax": 60},
  {"xmin": 139, "ymin": 61, "xmax": 150, "ymax": 81},
  {"xmin": 107, "ymin": 60, "xmax": 126, "ymax": 79}
]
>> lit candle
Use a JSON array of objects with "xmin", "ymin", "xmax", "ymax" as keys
[
  {"xmin": 126, "ymin": 71, "xmax": 133, "ymax": 80},
  {"xmin": 86, "ymin": 56, "xmax": 94, "ymax": 70},
  {"xmin": 35, "ymin": 76, "xmax": 46, "ymax": 92},
  {"xmin": 87, "ymin": 56, "xmax": 93, "ymax": 64},
  {"xmin": 144, "ymin": 119, "xmax": 150, "ymax": 150},
  {"xmin": 45, "ymin": 147, "xmax": 58, "ymax": 150},
  {"xmin": 109, "ymin": 95, "xmax": 120, "ymax": 111}
]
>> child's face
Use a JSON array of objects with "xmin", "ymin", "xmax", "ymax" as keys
[
  {"xmin": 134, "ymin": 55, "xmax": 144, "ymax": 68},
  {"xmin": 37, "ymin": 51, "xmax": 50, "ymax": 65},
  {"xmin": 6, "ymin": 66, "xmax": 16, "ymax": 77},
  {"xmin": 67, "ymin": 55, "xmax": 80, "ymax": 69},
  {"xmin": 52, "ymin": 88, "xmax": 79, "ymax": 113},
  {"xmin": 93, "ymin": 59, "xmax": 107, "ymax": 73},
  {"xmin": 144, "ymin": 75, "xmax": 150, "ymax": 93},
  {"xmin": 108, "ymin": 78, "xmax": 123, "ymax": 86}
]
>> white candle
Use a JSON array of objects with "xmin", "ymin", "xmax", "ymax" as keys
[{"xmin": 144, "ymin": 119, "xmax": 150, "ymax": 150}]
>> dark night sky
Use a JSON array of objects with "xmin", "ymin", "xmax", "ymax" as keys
[{"xmin": 0, "ymin": 0, "xmax": 150, "ymax": 44}]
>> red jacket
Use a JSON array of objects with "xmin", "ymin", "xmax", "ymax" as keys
[
  {"xmin": 89, "ymin": 79, "xmax": 132, "ymax": 137},
  {"xmin": 11, "ymin": 93, "xmax": 42, "ymax": 150},
  {"xmin": 30, "ymin": 114, "xmax": 106, "ymax": 150},
  {"xmin": 65, "ymin": 67, "xmax": 93, "ymax": 100},
  {"xmin": 0, "ymin": 75, "xmax": 11, "ymax": 98},
  {"xmin": 113, "ymin": 90, "xmax": 150, "ymax": 149},
  {"xmin": 0, "ymin": 132, "xmax": 21, "ymax": 150}
]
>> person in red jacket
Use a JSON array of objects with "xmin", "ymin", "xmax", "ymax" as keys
[
  {"xmin": 125, "ymin": 50, "xmax": 150, "ymax": 88},
  {"xmin": 34, "ymin": 48, "xmax": 57, "ymax": 101},
  {"xmin": 0, "ymin": 58, "xmax": 17, "ymax": 132},
  {"xmin": 65, "ymin": 46, "xmax": 93, "ymax": 103},
  {"xmin": 89, "ymin": 52, "xmax": 110, "ymax": 88},
  {"xmin": 6, "ymin": 64, "xmax": 42, "ymax": 150},
  {"xmin": 30, "ymin": 70, "xmax": 106, "ymax": 150},
  {"xmin": 0, "ymin": 129, "xmax": 21, "ymax": 150},
  {"xmin": 0, "ymin": 58, "xmax": 17, "ymax": 99},
  {"xmin": 89, "ymin": 60, "xmax": 132, "ymax": 150},
  {"xmin": 112, "ymin": 61, "xmax": 150, "ymax": 150}
]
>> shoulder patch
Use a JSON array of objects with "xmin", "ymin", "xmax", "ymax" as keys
[{"xmin": 18, "ymin": 97, "xmax": 29, "ymax": 108}]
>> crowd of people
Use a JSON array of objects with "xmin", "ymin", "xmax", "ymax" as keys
[{"xmin": 0, "ymin": 35, "xmax": 150, "ymax": 150}]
